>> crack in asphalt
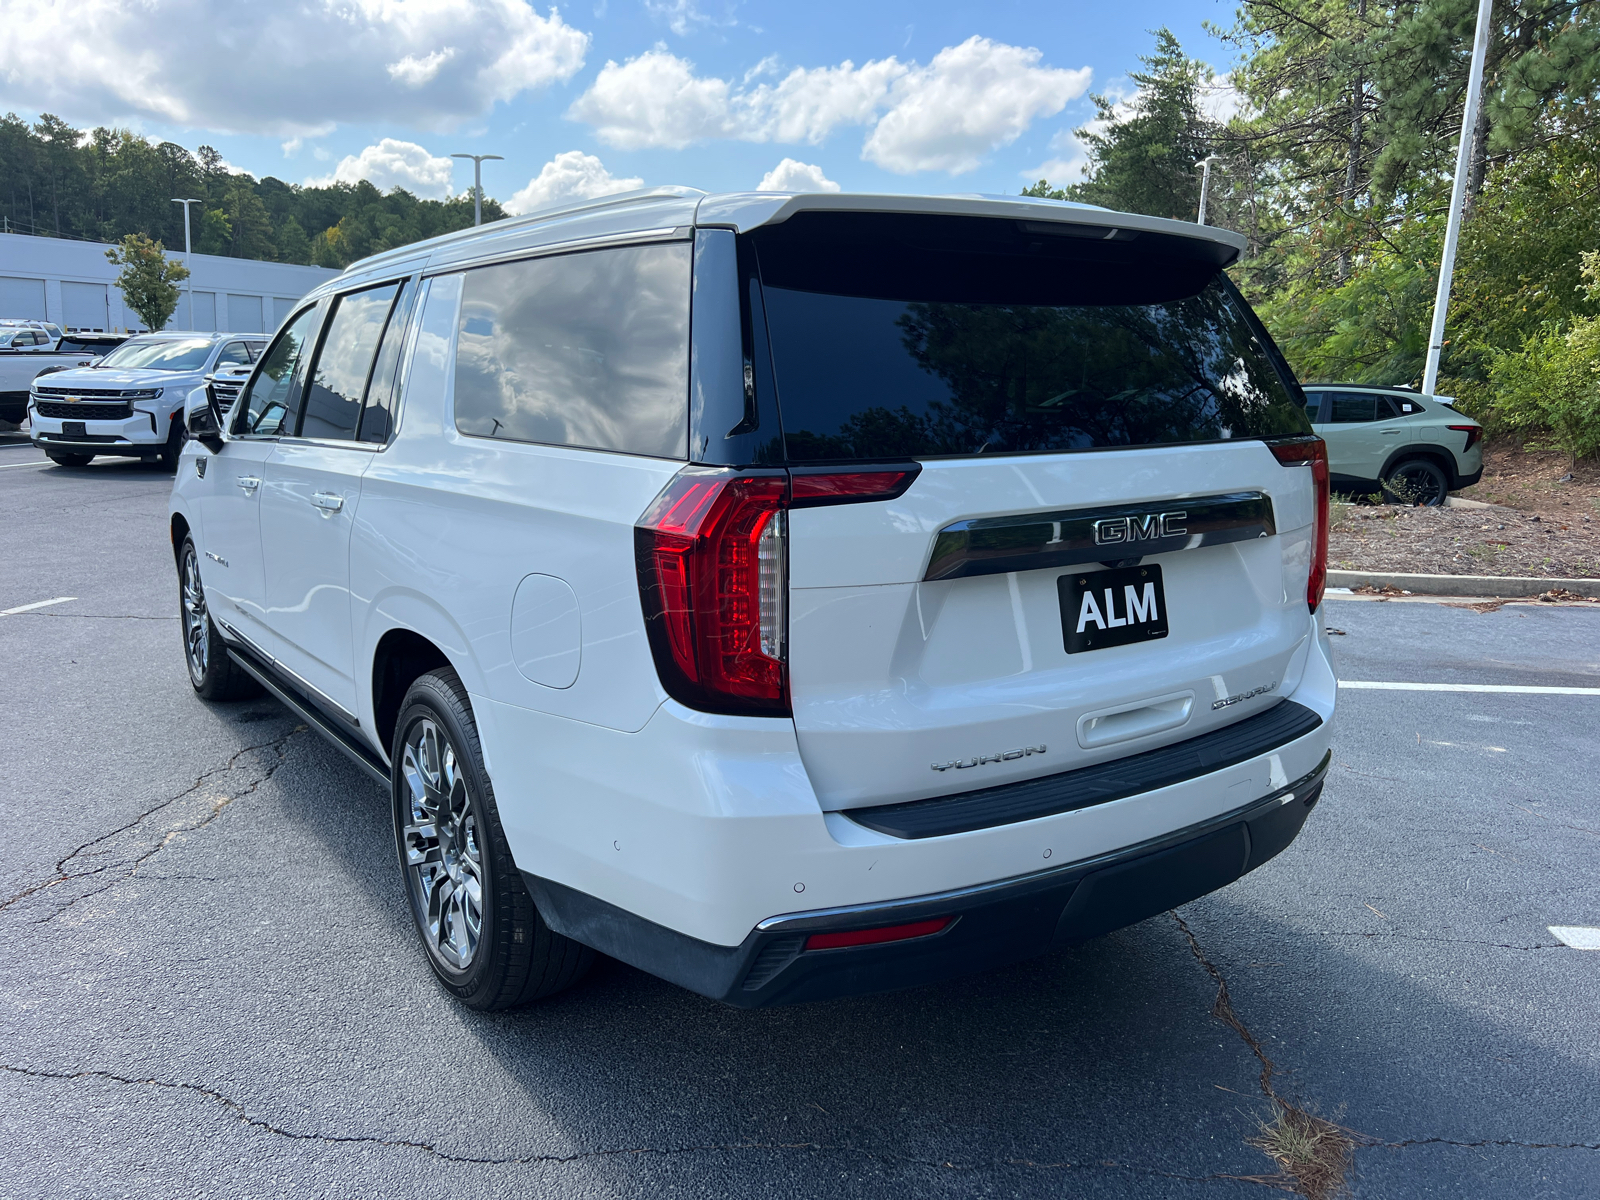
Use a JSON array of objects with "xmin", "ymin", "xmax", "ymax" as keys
[
  {"xmin": 0, "ymin": 725, "xmax": 303, "ymax": 919},
  {"xmin": 0, "ymin": 1062, "xmax": 1316, "ymax": 1186},
  {"xmin": 1381, "ymin": 1136, "xmax": 1600, "ymax": 1151}
]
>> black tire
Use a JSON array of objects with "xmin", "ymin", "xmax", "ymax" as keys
[
  {"xmin": 178, "ymin": 537, "xmax": 261, "ymax": 701},
  {"xmin": 47, "ymin": 453, "xmax": 93, "ymax": 467},
  {"xmin": 1382, "ymin": 458, "xmax": 1450, "ymax": 506},
  {"xmin": 158, "ymin": 418, "xmax": 186, "ymax": 472},
  {"xmin": 392, "ymin": 669, "xmax": 593, "ymax": 1009}
]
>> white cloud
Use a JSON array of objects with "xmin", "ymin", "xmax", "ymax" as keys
[
  {"xmin": 568, "ymin": 47, "xmax": 736, "ymax": 150},
  {"xmin": 0, "ymin": 0, "xmax": 589, "ymax": 136},
  {"xmin": 644, "ymin": 0, "xmax": 727, "ymax": 36},
  {"xmin": 506, "ymin": 150, "xmax": 644, "ymax": 214},
  {"xmin": 387, "ymin": 48, "xmax": 457, "ymax": 88},
  {"xmin": 281, "ymin": 137, "xmax": 302, "ymax": 158},
  {"xmin": 567, "ymin": 36, "xmax": 1089, "ymax": 174},
  {"xmin": 863, "ymin": 38, "xmax": 1091, "ymax": 174},
  {"xmin": 306, "ymin": 139, "xmax": 457, "ymax": 200},
  {"xmin": 1198, "ymin": 73, "xmax": 1248, "ymax": 124},
  {"xmin": 756, "ymin": 158, "xmax": 840, "ymax": 192}
]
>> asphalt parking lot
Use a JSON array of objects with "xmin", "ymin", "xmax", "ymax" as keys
[{"xmin": 2, "ymin": 444, "xmax": 1596, "ymax": 1199}]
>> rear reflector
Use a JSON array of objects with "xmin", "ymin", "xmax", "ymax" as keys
[
  {"xmin": 804, "ymin": 916, "xmax": 953, "ymax": 951},
  {"xmin": 1268, "ymin": 437, "xmax": 1329, "ymax": 612}
]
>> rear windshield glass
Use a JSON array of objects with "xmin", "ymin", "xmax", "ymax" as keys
[{"xmin": 752, "ymin": 213, "xmax": 1308, "ymax": 462}]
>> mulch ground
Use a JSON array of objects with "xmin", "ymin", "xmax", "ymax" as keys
[{"xmin": 1328, "ymin": 442, "xmax": 1600, "ymax": 578}]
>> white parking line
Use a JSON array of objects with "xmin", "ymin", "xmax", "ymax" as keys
[
  {"xmin": 0, "ymin": 596, "xmax": 76, "ymax": 616},
  {"xmin": 1339, "ymin": 681, "xmax": 1600, "ymax": 695},
  {"xmin": 0, "ymin": 459, "xmax": 49, "ymax": 470},
  {"xmin": 1548, "ymin": 926, "xmax": 1600, "ymax": 950}
]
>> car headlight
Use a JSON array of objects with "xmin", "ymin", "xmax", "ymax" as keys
[{"xmin": 125, "ymin": 388, "xmax": 164, "ymax": 400}]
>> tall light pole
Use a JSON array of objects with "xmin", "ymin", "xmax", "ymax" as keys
[
  {"xmin": 450, "ymin": 153, "xmax": 503, "ymax": 226},
  {"xmin": 1422, "ymin": 0, "xmax": 1495, "ymax": 396},
  {"xmin": 171, "ymin": 198, "xmax": 201, "ymax": 330},
  {"xmin": 1194, "ymin": 156, "xmax": 1221, "ymax": 226}
]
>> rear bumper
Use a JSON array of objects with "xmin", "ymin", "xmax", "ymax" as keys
[{"xmin": 525, "ymin": 750, "xmax": 1329, "ymax": 1007}]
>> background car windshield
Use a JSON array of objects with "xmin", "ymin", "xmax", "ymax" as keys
[
  {"xmin": 752, "ymin": 213, "xmax": 1309, "ymax": 462},
  {"xmin": 96, "ymin": 338, "xmax": 214, "ymax": 371}
]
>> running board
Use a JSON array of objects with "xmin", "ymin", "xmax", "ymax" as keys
[{"xmin": 226, "ymin": 648, "xmax": 390, "ymax": 788}]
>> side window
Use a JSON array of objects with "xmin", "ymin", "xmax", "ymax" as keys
[
  {"xmin": 235, "ymin": 306, "xmax": 320, "ymax": 438},
  {"xmin": 1389, "ymin": 395, "xmax": 1421, "ymax": 416},
  {"xmin": 1302, "ymin": 391, "xmax": 1325, "ymax": 421},
  {"xmin": 1328, "ymin": 392, "xmax": 1380, "ymax": 423},
  {"xmin": 216, "ymin": 341, "xmax": 252, "ymax": 367},
  {"xmin": 357, "ymin": 278, "xmax": 420, "ymax": 444},
  {"xmin": 299, "ymin": 282, "xmax": 401, "ymax": 441},
  {"xmin": 453, "ymin": 242, "xmax": 691, "ymax": 459}
]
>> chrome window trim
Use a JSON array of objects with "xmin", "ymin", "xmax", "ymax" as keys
[{"xmin": 422, "ymin": 226, "xmax": 691, "ymax": 279}]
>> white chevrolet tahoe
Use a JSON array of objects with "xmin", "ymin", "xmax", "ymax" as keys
[
  {"xmin": 170, "ymin": 189, "xmax": 1336, "ymax": 1010},
  {"xmin": 31, "ymin": 331, "xmax": 265, "ymax": 469}
]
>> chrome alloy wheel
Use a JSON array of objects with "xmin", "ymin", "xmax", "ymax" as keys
[
  {"xmin": 181, "ymin": 543, "xmax": 210, "ymax": 685},
  {"xmin": 401, "ymin": 718, "xmax": 484, "ymax": 971}
]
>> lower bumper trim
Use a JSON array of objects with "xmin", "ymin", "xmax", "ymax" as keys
[{"xmin": 524, "ymin": 750, "xmax": 1330, "ymax": 1008}]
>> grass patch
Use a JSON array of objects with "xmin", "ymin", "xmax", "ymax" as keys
[{"xmin": 1248, "ymin": 1103, "xmax": 1357, "ymax": 1200}]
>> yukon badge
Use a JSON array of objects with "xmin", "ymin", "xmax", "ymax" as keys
[
  {"xmin": 932, "ymin": 745, "xmax": 1046, "ymax": 772},
  {"xmin": 1093, "ymin": 511, "xmax": 1187, "ymax": 546}
]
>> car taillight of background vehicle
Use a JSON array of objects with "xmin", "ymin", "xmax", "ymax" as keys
[
  {"xmin": 1447, "ymin": 424, "xmax": 1483, "ymax": 452},
  {"xmin": 1269, "ymin": 437, "xmax": 1330, "ymax": 613},
  {"xmin": 635, "ymin": 465, "xmax": 920, "ymax": 717}
]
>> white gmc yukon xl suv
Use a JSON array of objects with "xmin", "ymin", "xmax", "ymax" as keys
[{"xmin": 171, "ymin": 190, "xmax": 1336, "ymax": 1010}]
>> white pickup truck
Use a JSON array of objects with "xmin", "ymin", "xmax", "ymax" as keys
[{"xmin": 0, "ymin": 323, "xmax": 127, "ymax": 424}]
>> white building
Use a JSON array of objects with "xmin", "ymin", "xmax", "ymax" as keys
[{"xmin": 0, "ymin": 231, "xmax": 339, "ymax": 334}]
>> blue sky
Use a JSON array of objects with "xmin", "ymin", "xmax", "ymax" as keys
[{"xmin": 0, "ymin": 1, "xmax": 1238, "ymax": 211}]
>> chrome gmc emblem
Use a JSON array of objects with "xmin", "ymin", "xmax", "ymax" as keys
[{"xmin": 1093, "ymin": 511, "xmax": 1187, "ymax": 546}]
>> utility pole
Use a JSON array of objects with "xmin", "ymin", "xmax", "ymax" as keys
[
  {"xmin": 1422, "ymin": 0, "xmax": 1494, "ymax": 396},
  {"xmin": 171, "ymin": 198, "xmax": 201, "ymax": 330},
  {"xmin": 450, "ymin": 154, "xmax": 503, "ymax": 226},
  {"xmin": 1195, "ymin": 156, "xmax": 1220, "ymax": 225}
]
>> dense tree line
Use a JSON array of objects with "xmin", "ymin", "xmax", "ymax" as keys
[
  {"xmin": 1026, "ymin": 0, "xmax": 1600, "ymax": 458},
  {"xmin": 0, "ymin": 113, "xmax": 505, "ymax": 270}
]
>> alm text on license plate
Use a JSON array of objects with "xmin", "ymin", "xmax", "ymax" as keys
[{"xmin": 1058, "ymin": 563, "xmax": 1169, "ymax": 654}]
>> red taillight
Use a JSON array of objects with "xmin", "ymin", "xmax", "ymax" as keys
[
  {"xmin": 804, "ymin": 917, "xmax": 952, "ymax": 951},
  {"xmin": 1269, "ymin": 437, "xmax": 1329, "ymax": 612},
  {"xmin": 636, "ymin": 470, "xmax": 789, "ymax": 716},
  {"xmin": 1447, "ymin": 424, "xmax": 1482, "ymax": 452},
  {"xmin": 636, "ymin": 465, "xmax": 921, "ymax": 717},
  {"xmin": 790, "ymin": 467, "xmax": 920, "ymax": 508}
]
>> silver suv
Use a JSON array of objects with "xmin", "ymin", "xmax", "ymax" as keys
[{"xmin": 1301, "ymin": 384, "xmax": 1483, "ymax": 505}]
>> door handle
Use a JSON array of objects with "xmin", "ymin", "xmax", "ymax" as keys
[
  {"xmin": 236, "ymin": 475, "xmax": 261, "ymax": 494},
  {"xmin": 1381, "ymin": 430, "xmax": 1402, "ymax": 435},
  {"xmin": 311, "ymin": 491, "xmax": 344, "ymax": 512}
]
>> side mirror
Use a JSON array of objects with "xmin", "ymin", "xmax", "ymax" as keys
[{"xmin": 186, "ymin": 385, "xmax": 226, "ymax": 452}]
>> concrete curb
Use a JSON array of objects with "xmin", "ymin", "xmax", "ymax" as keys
[{"xmin": 1327, "ymin": 570, "xmax": 1600, "ymax": 599}]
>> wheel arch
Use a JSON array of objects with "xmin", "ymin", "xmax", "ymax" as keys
[
  {"xmin": 371, "ymin": 628, "xmax": 456, "ymax": 761},
  {"xmin": 170, "ymin": 511, "xmax": 192, "ymax": 567},
  {"xmin": 1381, "ymin": 444, "xmax": 1459, "ymax": 488}
]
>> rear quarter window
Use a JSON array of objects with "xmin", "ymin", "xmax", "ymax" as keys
[{"xmin": 453, "ymin": 242, "xmax": 691, "ymax": 459}]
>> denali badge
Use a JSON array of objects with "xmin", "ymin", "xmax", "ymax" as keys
[
  {"xmin": 931, "ymin": 745, "xmax": 1046, "ymax": 772},
  {"xmin": 1093, "ymin": 511, "xmax": 1187, "ymax": 546},
  {"xmin": 1212, "ymin": 681, "xmax": 1277, "ymax": 710}
]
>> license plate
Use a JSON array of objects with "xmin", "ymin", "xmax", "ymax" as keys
[
  {"xmin": 1058, "ymin": 563, "xmax": 1169, "ymax": 654},
  {"xmin": 62, "ymin": 421, "xmax": 86, "ymax": 436}
]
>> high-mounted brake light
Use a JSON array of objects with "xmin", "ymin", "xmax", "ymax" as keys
[
  {"xmin": 1447, "ymin": 424, "xmax": 1482, "ymax": 452},
  {"xmin": 635, "ymin": 464, "xmax": 921, "ymax": 717},
  {"xmin": 804, "ymin": 916, "xmax": 952, "ymax": 951},
  {"xmin": 1269, "ymin": 437, "xmax": 1329, "ymax": 612}
]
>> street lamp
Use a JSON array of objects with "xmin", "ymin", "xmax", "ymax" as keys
[
  {"xmin": 450, "ymin": 153, "xmax": 504, "ymax": 226},
  {"xmin": 171, "ymin": 198, "xmax": 201, "ymax": 330},
  {"xmin": 1194, "ymin": 156, "xmax": 1221, "ymax": 226}
]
